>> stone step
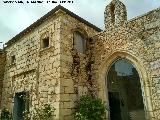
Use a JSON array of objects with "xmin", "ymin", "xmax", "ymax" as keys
[{"xmin": 129, "ymin": 110, "xmax": 145, "ymax": 120}]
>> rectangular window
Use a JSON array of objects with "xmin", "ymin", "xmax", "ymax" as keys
[
  {"xmin": 74, "ymin": 32, "xmax": 86, "ymax": 54},
  {"xmin": 42, "ymin": 37, "xmax": 49, "ymax": 48},
  {"xmin": 11, "ymin": 55, "xmax": 16, "ymax": 64}
]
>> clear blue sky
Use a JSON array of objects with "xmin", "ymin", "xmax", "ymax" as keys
[{"xmin": 0, "ymin": 0, "xmax": 160, "ymax": 48}]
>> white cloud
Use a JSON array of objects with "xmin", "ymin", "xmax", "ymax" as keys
[{"xmin": 0, "ymin": 0, "xmax": 160, "ymax": 48}]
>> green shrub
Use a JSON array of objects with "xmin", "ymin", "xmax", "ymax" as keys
[
  {"xmin": 1, "ymin": 108, "xmax": 12, "ymax": 120},
  {"xmin": 75, "ymin": 95, "xmax": 106, "ymax": 120},
  {"xmin": 24, "ymin": 104, "xmax": 55, "ymax": 120}
]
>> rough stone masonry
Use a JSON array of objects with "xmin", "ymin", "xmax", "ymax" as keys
[{"xmin": 0, "ymin": 0, "xmax": 160, "ymax": 120}]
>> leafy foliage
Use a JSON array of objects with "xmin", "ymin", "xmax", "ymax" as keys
[
  {"xmin": 0, "ymin": 104, "xmax": 55, "ymax": 120},
  {"xmin": 75, "ymin": 95, "xmax": 106, "ymax": 120},
  {"xmin": 24, "ymin": 104, "xmax": 55, "ymax": 120},
  {"xmin": 1, "ymin": 108, "xmax": 12, "ymax": 120}
]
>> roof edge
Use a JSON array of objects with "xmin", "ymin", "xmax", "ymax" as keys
[
  {"xmin": 128, "ymin": 6, "xmax": 160, "ymax": 23},
  {"xmin": 5, "ymin": 5, "xmax": 102, "ymax": 47}
]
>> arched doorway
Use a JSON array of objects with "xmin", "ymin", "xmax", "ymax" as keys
[{"xmin": 107, "ymin": 58, "xmax": 145, "ymax": 120}]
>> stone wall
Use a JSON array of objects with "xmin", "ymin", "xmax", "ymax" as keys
[
  {"xmin": 1, "ymin": 2, "xmax": 160, "ymax": 120},
  {"xmin": 91, "ymin": 4, "xmax": 160, "ymax": 120},
  {"xmin": 128, "ymin": 7, "xmax": 160, "ymax": 33},
  {"xmin": 0, "ymin": 50, "xmax": 5, "ymax": 108},
  {"xmin": 1, "ymin": 12, "xmax": 62, "ymax": 119},
  {"xmin": 1, "ymin": 9, "xmax": 100, "ymax": 120},
  {"xmin": 128, "ymin": 7, "xmax": 160, "ymax": 120},
  {"xmin": 58, "ymin": 10, "xmax": 100, "ymax": 119}
]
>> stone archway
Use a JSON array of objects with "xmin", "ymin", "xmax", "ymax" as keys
[
  {"xmin": 107, "ymin": 58, "xmax": 145, "ymax": 120},
  {"xmin": 97, "ymin": 51, "xmax": 152, "ymax": 120}
]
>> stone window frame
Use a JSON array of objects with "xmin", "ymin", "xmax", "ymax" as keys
[
  {"xmin": 40, "ymin": 31, "xmax": 50, "ymax": 49},
  {"xmin": 9, "ymin": 51, "xmax": 16, "ymax": 65},
  {"xmin": 11, "ymin": 55, "xmax": 16, "ymax": 64},
  {"xmin": 72, "ymin": 27, "xmax": 88, "ymax": 54}
]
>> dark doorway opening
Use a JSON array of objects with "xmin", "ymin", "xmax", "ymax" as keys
[
  {"xmin": 108, "ymin": 92, "xmax": 122, "ymax": 120},
  {"xmin": 107, "ymin": 59, "xmax": 145, "ymax": 120},
  {"xmin": 13, "ymin": 91, "xmax": 29, "ymax": 120}
]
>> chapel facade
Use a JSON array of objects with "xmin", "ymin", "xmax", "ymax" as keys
[{"xmin": 0, "ymin": 0, "xmax": 160, "ymax": 120}]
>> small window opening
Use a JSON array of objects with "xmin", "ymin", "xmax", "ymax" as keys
[
  {"xmin": 42, "ymin": 37, "xmax": 49, "ymax": 48},
  {"xmin": 11, "ymin": 55, "xmax": 16, "ymax": 64},
  {"xmin": 73, "ymin": 31, "xmax": 86, "ymax": 53},
  {"xmin": 110, "ymin": 3, "xmax": 115, "ymax": 23}
]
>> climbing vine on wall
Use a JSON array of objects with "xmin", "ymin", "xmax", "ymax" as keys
[
  {"xmin": 71, "ymin": 38, "xmax": 97, "ymax": 97},
  {"xmin": 71, "ymin": 48, "xmax": 80, "ymax": 77},
  {"xmin": 85, "ymin": 38, "xmax": 97, "ymax": 97},
  {"xmin": 71, "ymin": 48, "xmax": 80, "ymax": 94}
]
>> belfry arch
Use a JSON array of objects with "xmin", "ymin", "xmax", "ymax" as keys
[{"xmin": 97, "ymin": 52, "xmax": 152, "ymax": 120}]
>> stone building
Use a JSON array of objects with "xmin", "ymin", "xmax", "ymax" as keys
[{"xmin": 0, "ymin": 0, "xmax": 160, "ymax": 120}]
